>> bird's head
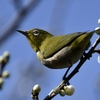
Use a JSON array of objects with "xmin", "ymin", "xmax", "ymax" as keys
[{"xmin": 17, "ymin": 28, "xmax": 53, "ymax": 52}]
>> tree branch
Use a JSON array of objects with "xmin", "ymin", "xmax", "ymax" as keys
[
  {"xmin": 43, "ymin": 36, "xmax": 100, "ymax": 100},
  {"xmin": 0, "ymin": 0, "xmax": 41, "ymax": 45}
]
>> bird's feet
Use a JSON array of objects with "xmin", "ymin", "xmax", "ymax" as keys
[{"xmin": 83, "ymin": 52, "xmax": 92, "ymax": 60}]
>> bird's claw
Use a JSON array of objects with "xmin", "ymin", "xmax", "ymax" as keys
[{"xmin": 83, "ymin": 52, "xmax": 92, "ymax": 60}]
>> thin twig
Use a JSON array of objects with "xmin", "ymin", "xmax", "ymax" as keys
[{"xmin": 0, "ymin": 0, "xmax": 40, "ymax": 45}]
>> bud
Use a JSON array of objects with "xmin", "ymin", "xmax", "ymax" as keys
[
  {"xmin": 95, "ymin": 27, "xmax": 100, "ymax": 35},
  {"xmin": 32, "ymin": 84, "xmax": 41, "ymax": 93},
  {"xmin": 98, "ymin": 55, "xmax": 100, "ymax": 63},
  {"xmin": 64, "ymin": 85, "xmax": 75, "ymax": 96},
  {"xmin": 59, "ymin": 89, "xmax": 66, "ymax": 96},
  {"xmin": 3, "ymin": 51, "xmax": 10, "ymax": 62},
  {"xmin": 98, "ymin": 19, "xmax": 100, "ymax": 25},
  {"xmin": 2, "ymin": 70, "xmax": 10, "ymax": 78},
  {"xmin": 0, "ymin": 56, "xmax": 4, "ymax": 63},
  {"xmin": 0, "ymin": 78, "xmax": 4, "ymax": 88}
]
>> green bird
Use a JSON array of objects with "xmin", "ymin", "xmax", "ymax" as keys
[{"xmin": 17, "ymin": 28, "xmax": 100, "ymax": 69}]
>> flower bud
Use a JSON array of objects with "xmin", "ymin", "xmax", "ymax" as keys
[
  {"xmin": 59, "ymin": 89, "xmax": 66, "ymax": 96},
  {"xmin": 2, "ymin": 70, "xmax": 10, "ymax": 78},
  {"xmin": 97, "ymin": 55, "xmax": 100, "ymax": 63},
  {"xmin": 64, "ymin": 85, "xmax": 75, "ymax": 96},
  {"xmin": 95, "ymin": 27, "xmax": 100, "ymax": 35},
  {"xmin": 98, "ymin": 19, "xmax": 100, "ymax": 25},
  {"xmin": 32, "ymin": 84, "xmax": 41, "ymax": 93},
  {"xmin": 0, "ymin": 78, "xmax": 4, "ymax": 88},
  {"xmin": 0, "ymin": 56, "xmax": 4, "ymax": 63}
]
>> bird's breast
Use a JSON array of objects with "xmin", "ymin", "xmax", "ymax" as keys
[{"xmin": 37, "ymin": 45, "xmax": 85, "ymax": 69}]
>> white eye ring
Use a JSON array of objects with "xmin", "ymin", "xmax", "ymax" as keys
[{"xmin": 33, "ymin": 30, "xmax": 40, "ymax": 36}]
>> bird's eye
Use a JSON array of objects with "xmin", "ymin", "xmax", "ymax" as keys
[{"xmin": 33, "ymin": 30, "xmax": 40, "ymax": 36}]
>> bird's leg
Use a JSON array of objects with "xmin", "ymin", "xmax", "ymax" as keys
[
  {"xmin": 62, "ymin": 60, "xmax": 72, "ymax": 80},
  {"xmin": 62, "ymin": 67, "xmax": 71, "ymax": 80}
]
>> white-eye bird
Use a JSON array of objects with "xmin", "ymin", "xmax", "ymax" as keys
[{"xmin": 17, "ymin": 28, "xmax": 100, "ymax": 69}]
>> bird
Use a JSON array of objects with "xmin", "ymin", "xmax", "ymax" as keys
[{"xmin": 17, "ymin": 28, "xmax": 100, "ymax": 69}]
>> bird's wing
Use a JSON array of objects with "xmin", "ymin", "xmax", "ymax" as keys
[{"xmin": 40, "ymin": 32, "xmax": 86, "ymax": 58}]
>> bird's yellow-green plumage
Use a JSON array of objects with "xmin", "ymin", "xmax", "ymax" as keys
[{"xmin": 17, "ymin": 28, "xmax": 100, "ymax": 69}]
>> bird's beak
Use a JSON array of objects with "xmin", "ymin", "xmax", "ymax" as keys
[{"xmin": 17, "ymin": 30, "xmax": 27, "ymax": 36}]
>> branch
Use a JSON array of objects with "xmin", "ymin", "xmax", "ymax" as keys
[
  {"xmin": 0, "ymin": 0, "xmax": 41, "ymax": 45},
  {"xmin": 43, "ymin": 36, "xmax": 100, "ymax": 100}
]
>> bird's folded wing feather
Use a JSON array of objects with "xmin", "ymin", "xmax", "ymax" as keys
[{"xmin": 40, "ymin": 32, "xmax": 86, "ymax": 58}]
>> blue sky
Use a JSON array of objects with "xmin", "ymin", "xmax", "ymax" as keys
[{"xmin": 0, "ymin": 0, "xmax": 100, "ymax": 100}]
